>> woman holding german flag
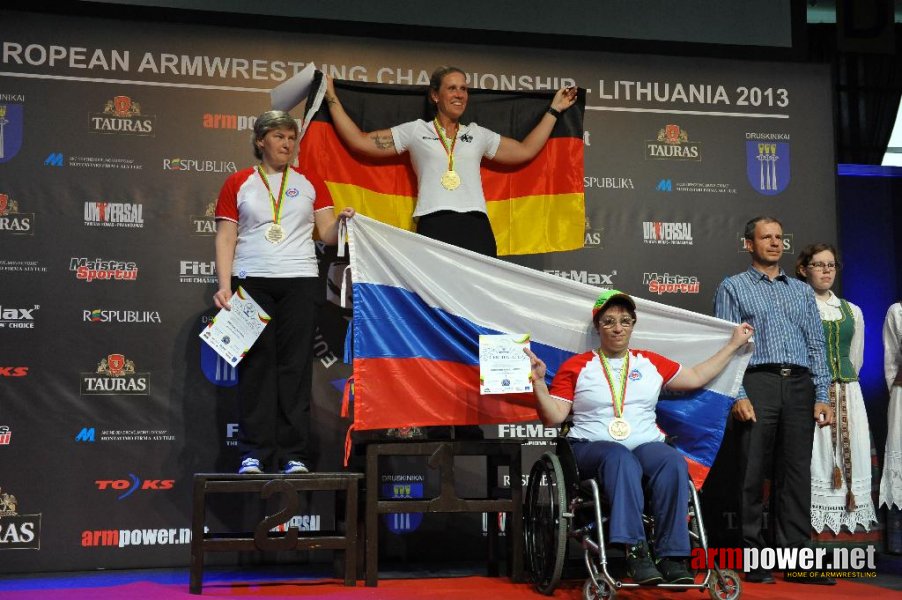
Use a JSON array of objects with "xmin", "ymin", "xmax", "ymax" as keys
[{"xmin": 324, "ymin": 66, "xmax": 576, "ymax": 258}]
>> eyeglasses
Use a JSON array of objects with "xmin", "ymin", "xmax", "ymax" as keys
[
  {"xmin": 808, "ymin": 261, "xmax": 842, "ymax": 271},
  {"xmin": 598, "ymin": 317, "xmax": 636, "ymax": 329}
]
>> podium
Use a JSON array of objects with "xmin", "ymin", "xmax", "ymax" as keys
[
  {"xmin": 363, "ymin": 440, "xmax": 523, "ymax": 586},
  {"xmin": 189, "ymin": 472, "xmax": 363, "ymax": 594}
]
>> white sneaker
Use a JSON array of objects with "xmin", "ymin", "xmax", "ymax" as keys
[
  {"xmin": 283, "ymin": 460, "xmax": 309, "ymax": 474},
  {"xmin": 238, "ymin": 457, "xmax": 262, "ymax": 474}
]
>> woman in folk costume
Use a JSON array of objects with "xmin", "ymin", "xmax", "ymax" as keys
[
  {"xmin": 796, "ymin": 243, "xmax": 877, "ymax": 533},
  {"xmin": 880, "ymin": 299, "xmax": 902, "ymax": 552}
]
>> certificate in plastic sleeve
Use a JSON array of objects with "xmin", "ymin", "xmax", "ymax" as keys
[
  {"xmin": 199, "ymin": 287, "xmax": 271, "ymax": 366},
  {"xmin": 479, "ymin": 334, "xmax": 533, "ymax": 395}
]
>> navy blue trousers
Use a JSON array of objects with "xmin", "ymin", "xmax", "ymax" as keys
[{"xmin": 570, "ymin": 440, "xmax": 690, "ymax": 557}]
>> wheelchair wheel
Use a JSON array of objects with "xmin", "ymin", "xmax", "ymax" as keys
[
  {"xmin": 708, "ymin": 568, "xmax": 742, "ymax": 600},
  {"xmin": 583, "ymin": 577, "xmax": 615, "ymax": 600},
  {"xmin": 525, "ymin": 451, "xmax": 568, "ymax": 595}
]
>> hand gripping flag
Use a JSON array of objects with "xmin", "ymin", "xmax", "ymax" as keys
[
  {"xmin": 346, "ymin": 215, "xmax": 753, "ymax": 487},
  {"xmin": 299, "ymin": 74, "xmax": 586, "ymax": 256}
]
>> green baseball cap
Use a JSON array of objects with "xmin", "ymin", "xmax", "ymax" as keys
[{"xmin": 591, "ymin": 289, "xmax": 636, "ymax": 323}]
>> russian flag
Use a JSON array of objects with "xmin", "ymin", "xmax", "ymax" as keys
[
  {"xmin": 299, "ymin": 74, "xmax": 586, "ymax": 256},
  {"xmin": 347, "ymin": 215, "xmax": 752, "ymax": 486}
]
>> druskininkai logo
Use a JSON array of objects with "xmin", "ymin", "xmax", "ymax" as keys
[
  {"xmin": 746, "ymin": 136, "xmax": 790, "ymax": 195},
  {"xmin": 0, "ymin": 100, "xmax": 24, "ymax": 164}
]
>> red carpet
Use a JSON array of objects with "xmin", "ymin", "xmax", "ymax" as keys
[{"xmin": 1, "ymin": 575, "xmax": 899, "ymax": 599}]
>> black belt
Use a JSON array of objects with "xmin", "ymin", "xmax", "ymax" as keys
[{"xmin": 746, "ymin": 363, "xmax": 809, "ymax": 377}]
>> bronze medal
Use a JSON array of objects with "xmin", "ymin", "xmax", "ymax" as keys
[{"xmin": 441, "ymin": 169, "xmax": 461, "ymax": 190}]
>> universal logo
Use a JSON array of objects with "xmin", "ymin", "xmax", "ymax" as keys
[
  {"xmin": 190, "ymin": 201, "xmax": 216, "ymax": 236},
  {"xmin": 737, "ymin": 232, "xmax": 794, "ymax": 255},
  {"xmin": 0, "ymin": 304, "xmax": 39, "ymax": 329},
  {"xmin": 84, "ymin": 202, "xmax": 144, "ymax": 228},
  {"xmin": 0, "ymin": 426, "xmax": 9, "ymax": 445},
  {"xmin": 80, "ymin": 354, "xmax": 149, "ymax": 396},
  {"xmin": 0, "ymin": 193, "xmax": 34, "ymax": 235},
  {"xmin": 645, "ymin": 124, "xmax": 701, "ymax": 161},
  {"xmin": 90, "ymin": 96, "xmax": 155, "ymax": 136},
  {"xmin": 544, "ymin": 269, "xmax": 617, "ymax": 287},
  {"xmin": 642, "ymin": 221, "xmax": 693, "ymax": 245},
  {"xmin": 0, "ymin": 487, "xmax": 41, "ymax": 550}
]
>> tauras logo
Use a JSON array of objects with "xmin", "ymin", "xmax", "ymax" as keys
[
  {"xmin": 163, "ymin": 158, "xmax": 237, "ymax": 173},
  {"xmin": 70, "ymin": 257, "xmax": 138, "ymax": 282},
  {"xmin": 544, "ymin": 269, "xmax": 616, "ymax": 287},
  {"xmin": 84, "ymin": 309, "xmax": 161, "ymax": 324},
  {"xmin": 95, "ymin": 475, "xmax": 175, "ymax": 500},
  {"xmin": 90, "ymin": 96, "xmax": 155, "ymax": 136},
  {"xmin": 645, "ymin": 124, "xmax": 701, "ymax": 161},
  {"xmin": 191, "ymin": 202, "xmax": 217, "ymax": 236},
  {"xmin": 0, "ymin": 304, "xmax": 39, "ymax": 328},
  {"xmin": 0, "ymin": 193, "xmax": 34, "ymax": 235},
  {"xmin": 80, "ymin": 354, "xmax": 150, "ymax": 396},
  {"xmin": 0, "ymin": 488, "xmax": 41, "ymax": 550},
  {"xmin": 642, "ymin": 272, "xmax": 700, "ymax": 294}
]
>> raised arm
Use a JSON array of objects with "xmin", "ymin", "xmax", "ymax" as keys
[
  {"xmin": 324, "ymin": 75, "xmax": 398, "ymax": 159},
  {"xmin": 315, "ymin": 207, "xmax": 355, "ymax": 245},
  {"xmin": 492, "ymin": 86, "xmax": 577, "ymax": 165},
  {"xmin": 666, "ymin": 323, "xmax": 754, "ymax": 391},
  {"xmin": 524, "ymin": 348, "xmax": 571, "ymax": 426}
]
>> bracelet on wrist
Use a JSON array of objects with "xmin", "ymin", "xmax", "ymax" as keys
[{"xmin": 547, "ymin": 107, "xmax": 562, "ymax": 119}]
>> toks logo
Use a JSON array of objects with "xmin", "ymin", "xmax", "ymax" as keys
[
  {"xmin": 0, "ymin": 193, "xmax": 34, "ymax": 235},
  {"xmin": 0, "ymin": 367, "xmax": 28, "ymax": 377},
  {"xmin": 80, "ymin": 354, "xmax": 149, "ymax": 395},
  {"xmin": 70, "ymin": 257, "xmax": 138, "ymax": 282},
  {"xmin": 95, "ymin": 475, "xmax": 175, "ymax": 500},
  {"xmin": 645, "ymin": 124, "xmax": 701, "ymax": 161},
  {"xmin": 90, "ymin": 96, "xmax": 155, "ymax": 136}
]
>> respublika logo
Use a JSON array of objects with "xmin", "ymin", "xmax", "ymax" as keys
[
  {"xmin": 583, "ymin": 176, "xmax": 634, "ymax": 189},
  {"xmin": 746, "ymin": 133, "xmax": 790, "ymax": 195},
  {"xmin": 180, "ymin": 260, "xmax": 216, "ymax": 284},
  {"xmin": 642, "ymin": 221, "xmax": 693, "ymax": 245},
  {"xmin": 0, "ymin": 304, "xmax": 39, "ymax": 329},
  {"xmin": 95, "ymin": 475, "xmax": 174, "ymax": 500},
  {"xmin": 544, "ymin": 269, "xmax": 616, "ymax": 288},
  {"xmin": 0, "ymin": 487, "xmax": 41, "ymax": 550},
  {"xmin": 382, "ymin": 475, "xmax": 425, "ymax": 534},
  {"xmin": 0, "ymin": 96, "xmax": 24, "ymax": 164},
  {"xmin": 163, "ymin": 158, "xmax": 237, "ymax": 173},
  {"xmin": 84, "ymin": 202, "xmax": 144, "ymax": 228},
  {"xmin": 0, "ymin": 193, "xmax": 34, "ymax": 235},
  {"xmin": 0, "ymin": 425, "xmax": 10, "ymax": 445},
  {"xmin": 646, "ymin": 124, "xmax": 701, "ymax": 161},
  {"xmin": 642, "ymin": 272, "xmax": 700, "ymax": 295},
  {"xmin": 90, "ymin": 96, "xmax": 155, "ymax": 136},
  {"xmin": 84, "ymin": 308, "xmax": 162, "ymax": 324},
  {"xmin": 70, "ymin": 257, "xmax": 138, "ymax": 282},
  {"xmin": 80, "ymin": 354, "xmax": 149, "ymax": 395},
  {"xmin": 191, "ymin": 201, "xmax": 217, "ymax": 236}
]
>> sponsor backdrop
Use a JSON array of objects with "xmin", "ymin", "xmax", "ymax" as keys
[{"xmin": 0, "ymin": 10, "xmax": 835, "ymax": 572}]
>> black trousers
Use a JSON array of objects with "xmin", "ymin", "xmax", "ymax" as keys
[
  {"xmin": 415, "ymin": 210, "xmax": 497, "ymax": 258},
  {"xmin": 233, "ymin": 276, "xmax": 318, "ymax": 468},
  {"xmin": 736, "ymin": 370, "xmax": 815, "ymax": 550}
]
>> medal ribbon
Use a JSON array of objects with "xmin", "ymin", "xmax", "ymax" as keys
[
  {"xmin": 432, "ymin": 118, "xmax": 457, "ymax": 172},
  {"xmin": 256, "ymin": 165, "xmax": 290, "ymax": 226},
  {"xmin": 599, "ymin": 352, "xmax": 629, "ymax": 419}
]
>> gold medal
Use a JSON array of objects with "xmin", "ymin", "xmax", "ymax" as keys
[
  {"xmin": 264, "ymin": 223, "xmax": 284, "ymax": 244},
  {"xmin": 608, "ymin": 417, "xmax": 631, "ymax": 441},
  {"xmin": 441, "ymin": 169, "xmax": 461, "ymax": 190}
]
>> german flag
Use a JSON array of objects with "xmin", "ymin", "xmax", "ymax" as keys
[{"xmin": 298, "ymin": 75, "xmax": 585, "ymax": 256}]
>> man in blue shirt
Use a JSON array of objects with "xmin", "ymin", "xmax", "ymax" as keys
[{"xmin": 714, "ymin": 216, "xmax": 834, "ymax": 584}]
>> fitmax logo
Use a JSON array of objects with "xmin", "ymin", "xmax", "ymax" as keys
[{"xmin": 44, "ymin": 153, "xmax": 64, "ymax": 167}]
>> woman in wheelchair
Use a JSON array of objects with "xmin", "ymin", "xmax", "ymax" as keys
[{"xmin": 524, "ymin": 290, "xmax": 753, "ymax": 586}]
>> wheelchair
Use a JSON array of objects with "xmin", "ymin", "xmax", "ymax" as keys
[{"xmin": 524, "ymin": 437, "xmax": 742, "ymax": 600}]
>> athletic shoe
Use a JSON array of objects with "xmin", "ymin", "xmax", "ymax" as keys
[
  {"xmin": 657, "ymin": 558, "xmax": 693, "ymax": 583},
  {"xmin": 283, "ymin": 460, "xmax": 309, "ymax": 474},
  {"xmin": 745, "ymin": 567, "xmax": 775, "ymax": 584},
  {"xmin": 626, "ymin": 541, "xmax": 663, "ymax": 585},
  {"xmin": 238, "ymin": 457, "xmax": 262, "ymax": 474}
]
